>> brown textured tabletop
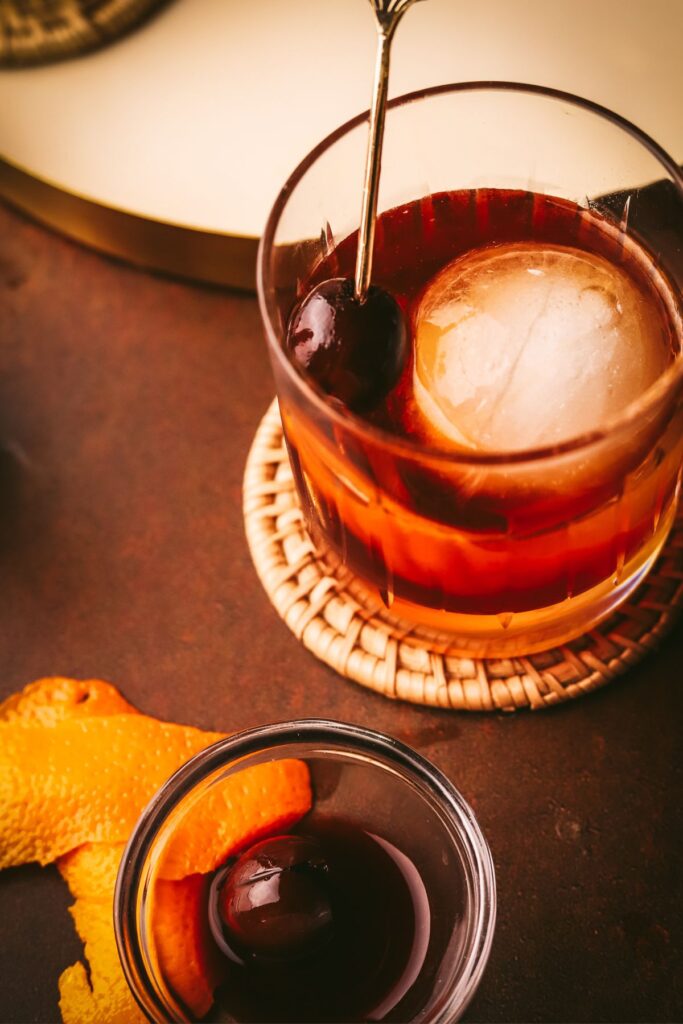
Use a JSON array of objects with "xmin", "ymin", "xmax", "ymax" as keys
[{"xmin": 0, "ymin": 200, "xmax": 681, "ymax": 1023}]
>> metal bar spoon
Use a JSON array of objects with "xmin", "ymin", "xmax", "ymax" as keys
[
  {"xmin": 355, "ymin": 0, "xmax": 425, "ymax": 302},
  {"xmin": 287, "ymin": 0, "xmax": 424, "ymax": 412}
]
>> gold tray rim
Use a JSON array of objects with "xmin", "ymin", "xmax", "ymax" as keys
[{"xmin": 0, "ymin": 154, "xmax": 258, "ymax": 291}]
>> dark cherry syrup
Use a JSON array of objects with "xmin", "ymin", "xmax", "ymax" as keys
[{"xmin": 206, "ymin": 817, "xmax": 431, "ymax": 1023}]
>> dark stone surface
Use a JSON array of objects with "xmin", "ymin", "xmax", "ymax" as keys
[{"xmin": 0, "ymin": 201, "xmax": 681, "ymax": 1023}]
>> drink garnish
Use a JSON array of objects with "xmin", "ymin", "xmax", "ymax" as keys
[
  {"xmin": 0, "ymin": 676, "xmax": 312, "ymax": 1023},
  {"xmin": 286, "ymin": 2, "xmax": 425, "ymax": 410},
  {"xmin": 288, "ymin": 277, "xmax": 406, "ymax": 410},
  {"xmin": 214, "ymin": 834, "xmax": 334, "ymax": 960}
]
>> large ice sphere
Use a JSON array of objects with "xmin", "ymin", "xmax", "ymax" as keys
[{"xmin": 413, "ymin": 243, "xmax": 670, "ymax": 452}]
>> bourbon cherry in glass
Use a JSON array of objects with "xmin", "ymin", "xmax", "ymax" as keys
[
  {"xmin": 213, "ymin": 833, "xmax": 333, "ymax": 960},
  {"xmin": 205, "ymin": 816, "xmax": 430, "ymax": 1023},
  {"xmin": 287, "ymin": 278, "xmax": 407, "ymax": 411}
]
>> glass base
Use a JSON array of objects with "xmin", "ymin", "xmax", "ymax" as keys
[{"xmin": 347, "ymin": 506, "xmax": 676, "ymax": 658}]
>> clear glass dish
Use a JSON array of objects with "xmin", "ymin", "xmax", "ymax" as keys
[{"xmin": 114, "ymin": 719, "xmax": 496, "ymax": 1023}]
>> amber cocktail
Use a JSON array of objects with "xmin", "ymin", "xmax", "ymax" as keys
[{"xmin": 259, "ymin": 85, "xmax": 683, "ymax": 656}]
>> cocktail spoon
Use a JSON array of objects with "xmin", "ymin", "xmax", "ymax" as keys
[{"xmin": 354, "ymin": 0, "xmax": 426, "ymax": 302}]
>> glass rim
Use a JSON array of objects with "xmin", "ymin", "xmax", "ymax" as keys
[
  {"xmin": 257, "ymin": 80, "xmax": 683, "ymax": 468},
  {"xmin": 114, "ymin": 718, "xmax": 497, "ymax": 1024}
]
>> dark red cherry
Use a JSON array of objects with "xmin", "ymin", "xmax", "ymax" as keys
[
  {"xmin": 287, "ymin": 277, "xmax": 407, "ymax": 411},
  {"xmin": 216, "ymin": 834, "xmax": 333, "ymax": 960}
]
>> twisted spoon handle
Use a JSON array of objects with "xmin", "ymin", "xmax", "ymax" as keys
[{"xmin": 354, "ymin": 0, "xmax": 424, "ymax": 302}]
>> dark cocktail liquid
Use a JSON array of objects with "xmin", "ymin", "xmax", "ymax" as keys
[
  {"xmin": 280, "ymin": 189, "xmax": 681, "ymax": 647},
  {"xmin": 207, "ymin": 817, "xmax": 431, "ymax": 1023},
  {"xmin": 156, "ymin": 816, "xmax": 434, "ymax": 1023}
]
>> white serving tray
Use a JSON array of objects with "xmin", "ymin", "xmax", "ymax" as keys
[{"xmin": 1, "ymin": 0, "xmax": 680, "ymax": 288}]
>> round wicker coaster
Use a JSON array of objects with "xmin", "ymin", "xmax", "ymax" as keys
[
  {"xmin": 244, "ymin": 400, "xmax": 683, "ymax": 711},
  {"xmin": 0, "ymin": 0, "xmax": 168, "ymax": 67}
]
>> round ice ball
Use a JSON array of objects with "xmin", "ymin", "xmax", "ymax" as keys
[{"xmin": 413, "ymin": 242, "xmax": 670, "ymax": 452}]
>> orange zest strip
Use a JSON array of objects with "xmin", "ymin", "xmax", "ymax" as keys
[
  {"xmin": 58, "ymin": 962, "xmax": 100, "ymax": 1024},
  {"xmin": 0, "ymin": 677, "xmax": 137, "ymax": 726},
  {"xmin": 0, "ymin": 714, "xmax": 224, "ymax": 870},
  {"xmin": 57, "ymin": 842, "xmax": 125, "ymax": 901},
  {"xmin": 151, "ymin": 875, "xmax": 224, "ymax": 1019},
  {"xmin": 67, "ymin": 889, "xmax": 148, "ymax": 1024},
  {"xmin": 156, "ymin": 757, "xmax": 312, "ymax": 879},
  {"xmin": 2, "ymin": 678, "xmax": 313, "ymax": 1024}
]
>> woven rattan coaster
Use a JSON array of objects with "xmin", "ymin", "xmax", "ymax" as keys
[
  {"xmin": 244, "ymin": 400, "xmax": 683, "ymax": 711},
  {"xmin": 0, "ymin": 0, "xmax": 168, "ymax": 67}
]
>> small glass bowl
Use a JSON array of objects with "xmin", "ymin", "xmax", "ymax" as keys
[{"xmin": 114, "ymin": 720, "xmax": 496, "ymax": 1023}]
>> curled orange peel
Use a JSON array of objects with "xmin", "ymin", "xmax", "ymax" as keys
[
  {"xmin": 0, "ymin": 677, "xmax": 313, "ymax": 1023},
  {"xmin": 156, "ymin": 756, "xmax": 312, "ymax": 880},
  {"xmin": 1, "ymin": 681, "xmax": 146, "ymax": 1023},
  {"xmin": 61, "ymin": 878, "xmax": 147, "ymax": 1024},
  {"xmin": 57, "ymin": 845, "xmax": 224, "ymax": 1021},
  {"xmin": 151, "ymin": 874, "xmax": 224, "ymax": 1019},
  {"xmin": 57, "ymin": 841, "xmax": 126, "ymax": 901},
  {"xmin": 58, "ymin": 962, "xmax": 100, "ymax": 1024},
  {"xmin": 0, "ymin": 677, "xmax": 136, "ymax": 726},
  {"xmin": 0, "ymin": 714, "xmax": 225, "ymax": 870}
]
